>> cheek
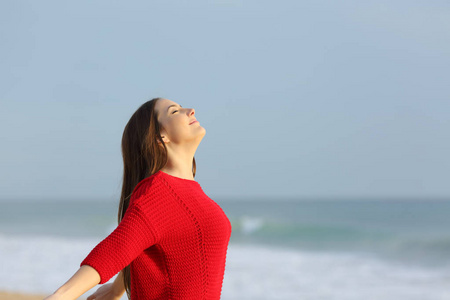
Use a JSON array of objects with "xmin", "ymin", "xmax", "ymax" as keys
[{"xmin": 167, "ymin": 118, "xmax": 189, "ymax": 139}]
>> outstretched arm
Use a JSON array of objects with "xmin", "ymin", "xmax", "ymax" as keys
[
  {"xmin": 43, "ymin": 265, "xmax": 100, "ymax": 300},
  {"xmin": 44, "ymin": 190, "xmax": 160, "ymax": 300}
]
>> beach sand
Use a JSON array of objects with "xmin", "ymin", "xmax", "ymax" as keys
[
  {"xmin": 0, "ymin": 291, "xmax": 47, "ymax": 300},
  {"xmin": 0, "ymin": 291, "xmax": 89, "ymax": 300}
]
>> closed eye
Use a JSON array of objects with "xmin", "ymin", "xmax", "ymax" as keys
[{"xmin": 172, "ymin": 110, "xmax": 178, "ymax": 114}]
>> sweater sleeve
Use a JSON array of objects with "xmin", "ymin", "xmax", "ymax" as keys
[{"xmin": 80, "ymin": 202, "xmax": 159, "ymax": 284}]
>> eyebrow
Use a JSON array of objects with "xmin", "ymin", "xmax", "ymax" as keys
[{"xmin": 167, "ymin": 104, "xmax": 182, "ymax": 112}]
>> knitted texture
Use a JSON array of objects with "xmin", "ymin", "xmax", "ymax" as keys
[{"xmin": 80, "ymin": 170, "xmax": 232, "ymax": 300}]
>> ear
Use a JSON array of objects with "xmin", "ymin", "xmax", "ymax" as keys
[{"xmin": 158, "ymin": 135, "xmax": 170, "ymax": 145}]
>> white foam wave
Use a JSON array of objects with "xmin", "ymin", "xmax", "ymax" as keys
[{"xmin": 0, "ymin": 234, "xmax": 449, "ymax": 300}]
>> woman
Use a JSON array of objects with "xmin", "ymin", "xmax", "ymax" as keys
[{"xmin": 43, "ymin": 98, "xmax": 232, "ymax": 300}]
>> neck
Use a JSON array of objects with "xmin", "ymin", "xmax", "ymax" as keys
[{"xmin": 160, "ymin": 144, "xmax": 197, "ymax": 181}]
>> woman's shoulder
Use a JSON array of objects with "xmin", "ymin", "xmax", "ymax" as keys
[{"xmin": 129, "ymin": 171, "xmax": 168, "ymax": 205}]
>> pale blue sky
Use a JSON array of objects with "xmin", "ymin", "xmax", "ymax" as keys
[{"xmin": 1, "ymin": 0, "xmax": 449, "ymax": 201}]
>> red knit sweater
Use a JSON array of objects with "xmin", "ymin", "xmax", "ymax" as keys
[{"xmin": 80, "ymin": 170, "xmax": 232, "ymax": 299}]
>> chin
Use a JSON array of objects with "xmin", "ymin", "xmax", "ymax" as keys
[{"xmin": 195, "ymin": 127, "xmax": 206, "ymax": 140}]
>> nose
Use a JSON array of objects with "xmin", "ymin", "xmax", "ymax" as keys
[{"xmin": 189, "ymin": 108, "xmax": 195, "ymax": 116}]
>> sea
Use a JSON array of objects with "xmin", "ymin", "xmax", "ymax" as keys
[{"xmin": 0, "ymin": 197, "xmax": 449, "ymax": 300}]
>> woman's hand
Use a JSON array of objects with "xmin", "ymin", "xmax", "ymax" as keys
[{"xmin": 86, "ymin": 283, "xmax": 123, "ymax": 300}]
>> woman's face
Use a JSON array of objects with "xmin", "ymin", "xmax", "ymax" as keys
[{"xmin": 155, "ymin": 98, "xmax": 205, "ymax": 145}]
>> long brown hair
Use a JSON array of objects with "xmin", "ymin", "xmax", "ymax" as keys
[{"xmin": 118, "ymin": 97, "xmax": 196, "ymax": 299}]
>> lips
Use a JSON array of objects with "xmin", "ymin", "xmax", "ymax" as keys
[{"xmin": 189, "ymin": 120, "xmax": 198, "ymax": 125}]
